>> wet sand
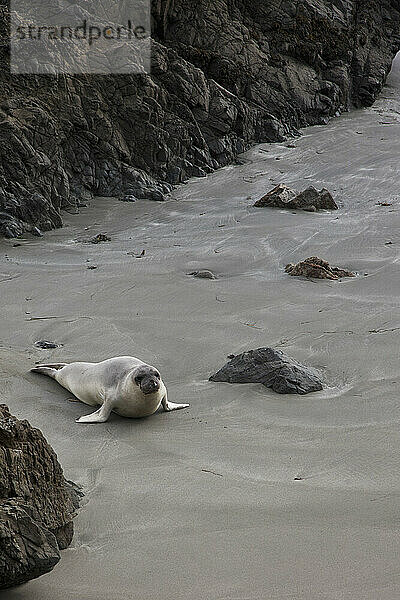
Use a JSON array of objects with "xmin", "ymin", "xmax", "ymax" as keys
[{"xmin": 1, "ymin": 56, "xmax": 400, "ymax": 599}]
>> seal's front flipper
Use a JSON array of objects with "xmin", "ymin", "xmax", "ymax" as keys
[
  {"xmin": 76, "ymin": 400, "xmax": 113, "ymax": 424},
  {"xmin": 161, "ymin": 395, "xmax": 189, "ymax": 412}
]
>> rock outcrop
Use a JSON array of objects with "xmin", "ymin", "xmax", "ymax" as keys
[
  {"xmin": 210, "ymin": 348, "xmax": 323, "ymax": 394},
  {"xmin": 0, "ymin": 405, "xmax": 81, "ymax": 589},
  {"xmin": 285, "ymin": 256, "xmax": 355, "ymax": 279},
  {"xmin": 254, "ymin": 184, "xmax": 338, "ymax": 211},
  {"xmin": 0, "ymin": 0, "xmax": 399, "ymax": 236}
]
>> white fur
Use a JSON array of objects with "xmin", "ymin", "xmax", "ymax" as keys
[{"xmin": 32, "ymin": 356, "xmax": 189, "ymax": 423}]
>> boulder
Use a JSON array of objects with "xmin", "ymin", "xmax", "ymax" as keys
[
  {"xmin": 291, "ymin": 187, "xmax": 338, "ymax": 210},
  {"xmin": 210, "ymin": 348, "xmax": 323, "ymax": 394},
  {"xmin": 254, "ymin": 184, "xmax": 338, "ymax": 211},
  {"xmin": 253, "ymin": 184, "xmax": 297, "ymax": 208},
  {"xmin": 0, "ymin": 405, "xmax": 82, "ymax": 589},
  {"xmin": 285, "ymin": 257, "xmax": 355, "ymax": 280}
]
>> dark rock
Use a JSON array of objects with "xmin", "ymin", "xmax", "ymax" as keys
[
  {"xmin": 210, "ymin": 348, "xmax": 323, "ymax": 394},
  {"xmin": 0, "ymin": 405, "xmax": 81, "ymax": 589},
  {"xmin": 30, "ymin": 227, "xmax": 43, "ymax": 238},
  {"xmin": 189, "ymin": 270, "xmax": 216, "ymax": 279},
  {"xmin": 254, "ymin": 184, "xmax": 338, "ymax": 210},
  {"xmin": 0, "ymin": 1, "xmax": 399, "ymax": 236},
  {"xmin": 34, "ymin": 340, "xmax": 62, "ymax": 349},
  {"xmin": 120, "ymin": 195, "xmax": 137, "ymax": 203},
  {"xmin": 127, "ymin": 250, "xmax": 146, "ymax": 258},
  {"xmin": 292, "ymin": 187, "xmax": 338, "ymax": 210},
  {"xmin": 88, "ymin": 233, "xmax": 111, "ymax": 244},
  {"xmin": 285, "ymin": 257, "xmax": 356, "ymax": 279},
  {"xmin": 254, "ymin": 184, "xmax": 297, "ymax": 208}
]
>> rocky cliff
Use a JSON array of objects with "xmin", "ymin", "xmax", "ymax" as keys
[
  {"xmin": 0, "ymin": 405, "xmax": 81, "ymax": 589},
  {"xmin": 0, "ymin": 0, "xmax": 399, "ymax": 237}
]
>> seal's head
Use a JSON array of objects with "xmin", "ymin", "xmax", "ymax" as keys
[{"xmin": 133, "ymin": 366, "xmax": 161, "ymax": 395}]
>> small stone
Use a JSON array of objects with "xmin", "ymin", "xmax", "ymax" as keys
[
  {"xmin": 189, "ymin": 270, "xmax": 216, "ymax": 279},
  {"xmin": 88, "ymin": 233, "xmax": 111, "ymax": 244},
  {"xmin": 34, "ymin": 340, "xmax": 62, "ymax": 349},
  {"xmin": 121, "ymin": 194, "xmax": 137, "ymax": 202},
  {"xmin": 31, "ymin": 227, "xmax": 43, "ymax": 237}
]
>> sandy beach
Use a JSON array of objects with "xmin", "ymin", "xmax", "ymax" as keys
[{"xmin": 1, "ymin": 55, "xmax": 400, "ymax": 600}]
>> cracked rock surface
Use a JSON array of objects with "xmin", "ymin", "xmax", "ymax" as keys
[
  {"xmin": 0, "ymin": 0, "xmax": 399, "ymax": 236},
  {"xmin": 0, "ymin": 405, "xmax": 82, "ymax": 589}
]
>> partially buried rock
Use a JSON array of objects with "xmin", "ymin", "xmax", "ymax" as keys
[
  {"xmin": 0, "ymin": 405, "xmax": 82, "ymax": 589},
  {"xmin": 254, "ymin": 184, "xmax": 338, "ymax": 211},
  {"xmin": 89, "ymin": 233, "xmax": 111, "ymax": 244},
  {"xmin": 34, "ymin": 340, "xmax": 62, "ymax": 349},
  {"xmin": 189, "ymin": 270, "xmax": 216, "ymax": 279},
  {"xmin": 285, "ymin": 257, "xmax": 355, "ymax": 280},
  {"xmin": 210, "ymin": 348, "xmax": 323, "ymax": 394}
]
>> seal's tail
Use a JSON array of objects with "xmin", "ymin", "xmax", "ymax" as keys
[{"xmin": 31, "ymin": 363, "xmax": 67, "ymax": 379}]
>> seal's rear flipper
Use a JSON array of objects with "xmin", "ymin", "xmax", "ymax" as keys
[{"xmin": 31, "ymin": 363, "xmax": 67, "ymax": 378}]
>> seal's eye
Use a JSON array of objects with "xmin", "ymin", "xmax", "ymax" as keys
[{"xmin": 135, "ymin": 375, "xmax": 143, "ymax": 385}]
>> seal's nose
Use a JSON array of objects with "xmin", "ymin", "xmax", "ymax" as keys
[{"xmin": 142, "ymin": 378, "xmax": 160, "ymax": 394}]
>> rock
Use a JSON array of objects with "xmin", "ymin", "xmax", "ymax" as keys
[
  {"xmin": 30, "ymin": 227, "xmax": 43, "ymax": 238},
  {"xmin": 189, "ymin": 270, "xmax": 216, "ymax": 279},
  {"xmin": 254, "ymin": 185, "xmax": 338, "ymax": 210},
  {"xmin": 127, "ymin": 250, "xmax": 146, "ymax": 258},
  {"xmin": 34, "ymin": 340, "xmax": 62, "ymax": 349},
  {"xmin": 0, "ymin": 405, "xmax": 82, "ymax": 589},
  {"xmin": 0, "ymin": 1, "xmax": 399, "ymax": 237},
  {"xmin": 285, "ymin": 257, "xmax": 356, "ymax": 280},
  {"xmin": 291, "ymin": 187, "xmax": 338, "ymax": 210},
  {"xmin": 88, "ymin": 233, "xmax": 111, "ymax": 244},
  {"xmin": 209, "ymin": 348, "xmax": 323, "ymax": 394},
  {"xmin": 253, "ymin": 183, "xmax": 297, "ymax": 208},
  {"xmin": 120, "ymin": 195, "xmax": 137, "ymax": 203}
]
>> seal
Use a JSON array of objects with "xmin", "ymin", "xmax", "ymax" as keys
[{"xmin": 31, "ymin": 356, "xmax": 189, "ymax": 423}]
